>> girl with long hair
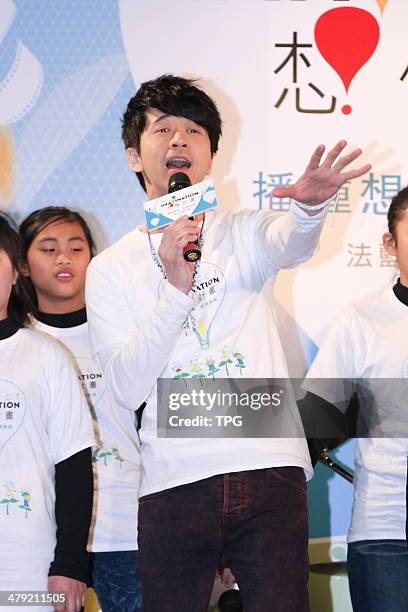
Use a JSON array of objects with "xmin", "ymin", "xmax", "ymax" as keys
[
  {"xmin": 20, "ymin": 207, "xmax": 142, "ymax": 612},
  {"xmin": 0, "ymin": 213, "xmax": 95, "ymax": 611}
]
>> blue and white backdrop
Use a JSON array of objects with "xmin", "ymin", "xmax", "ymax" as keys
[{"xmin": 1, "ymin": 1, "xmax": 407, "ymax": 609}]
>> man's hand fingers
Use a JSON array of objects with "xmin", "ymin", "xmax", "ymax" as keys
[
  {"xmin": 321, "ymin": 140, "xmax": 347, "ymax": 168},
  {"xmin": 341, "ymin": 163, "xmax": 372, "ymax": 182},
  {"xmin": 332, "ymin": 148, "xmax": 362, "ymax": 173},
  {"xmin": 165, "ymin": 221, "xmax": 200, "ymax": 232},
  {"xmin": 164, "ymin": 220, "xmax": 199, "ymax": 238},
  {"xmin": 163, "ymin": 231, "xmax": 199, "ymax": 247},
  {"xmin": 305, "ymin": 144, "xmax": 326, "ymax": 171},
  {"xmin": 174, "ymin": 229, "xmax": 199, "ymax": 242}
]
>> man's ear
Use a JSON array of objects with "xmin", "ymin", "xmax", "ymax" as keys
[
  {"xmin": 383, "ymin": 232, "xmax": 396, "ymax": 257},
  {"xmin": 126, "ymin": 148, "xmax": 143, "ymax": 173}
]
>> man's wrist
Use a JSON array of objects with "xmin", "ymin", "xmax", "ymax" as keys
[
  {"xmin": 292, "ymin": 193, "xmax": 338, "ymax": 214},
  {"xmin": 167, "ymin": 278, "xmax": 192, "ymax": 295}
]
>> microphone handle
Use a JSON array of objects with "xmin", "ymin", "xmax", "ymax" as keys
[{"xmin": 183, "ymin": 216, "xmax": 202, "ymax": 262}]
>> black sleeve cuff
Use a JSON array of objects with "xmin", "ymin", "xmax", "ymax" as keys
[{"xmin": 48, "ymin": 555, "xmax": 91, "ymax": 585}]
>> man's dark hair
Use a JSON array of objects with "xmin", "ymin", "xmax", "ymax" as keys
[
  {"xmin": 0, "ymin": 214, "xmax": 33, "ymax": 327},
  {"xmin": 121, "ymin": 74, "xmax": 222, "ymax": 192},
  {"xmin": 388, "ymin": 186, "xmax": 408, "ymax": 237}
]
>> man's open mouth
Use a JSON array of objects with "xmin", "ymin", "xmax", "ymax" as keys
[{"xmin": 166, "ymin": 158, "xmax": 192, "ymax": 169}]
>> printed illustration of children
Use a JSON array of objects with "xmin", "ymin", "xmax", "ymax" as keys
[
  {"xmin": 206, "ymin": 357, "xmax": 219, "ymax": 380},
  {"xmin": 234, "ymin": 352, "xmax": 246, "ymax": 375},
  {"xmin": 19, "ymin": 490, "xmax": 32, "ymax": 518}
]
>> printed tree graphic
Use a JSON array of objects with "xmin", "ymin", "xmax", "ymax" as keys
[
  {"xmin": 171, "ymin": 361, "xmax": 190, "ymax": 386},
  {"xmin": 111, "ymin": 447, "xmax": 124, "ymax": 469},
  {"xmin": 191, "ymin": 372, "xmax": 206, "ymax": 386},
  {"xmin": 1, "ymin": 483, "xmax": 18, "ymax": 516},
  {"xmin": 93, "ymin": 448, "xmax": 113, "ymax": 466},
  {"xmin": 173, "ymin": 371, "xmax": 190, "ymax": 386},
  {"xmin": 99, "ymin": 450, "xmax": 112, "ymax": 465}
]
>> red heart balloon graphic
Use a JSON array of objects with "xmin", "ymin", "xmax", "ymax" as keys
[{"xmin": 315, "ymin": 7, "xmax": 380, "ymax": 93}]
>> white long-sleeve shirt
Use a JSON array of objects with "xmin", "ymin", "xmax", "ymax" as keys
[
  {"xmin": 86, "ymin": 204, "xmax": 326, "ymax": 497},
  {"xmin": 305, "ymin": 286, "xmax": 408, "ymax": 542}
]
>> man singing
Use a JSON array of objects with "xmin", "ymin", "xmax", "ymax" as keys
[{"xmin": 86, "ymin": 74, "xmax": 370, "ymax": 611}]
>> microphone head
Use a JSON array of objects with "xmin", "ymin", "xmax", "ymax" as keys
[
  {"xmin": 218, "ymin": 589, "xmax": 244, "ymax": 612},
  {"xmin": 168, "ymin": 172, "xmax": 191, "ymax": 193}
]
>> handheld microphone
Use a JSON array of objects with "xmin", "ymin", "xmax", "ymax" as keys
[
  {"xmin": 218, "ymin": 589, "xmax": 244, "ymax": 612},
  {"xmin": 168, "ymin": 172, "xmax": 202, "ymax": 263}
]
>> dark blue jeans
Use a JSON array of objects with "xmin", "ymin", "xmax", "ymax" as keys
[
  {"xmin": 138, "ymin": 467, "xmax": 309, "ymax": 612},
  {"xmin": 348, "ymin": 539, "xmax": 408, "ymax": 612},
  {"xmin": 92, "ymin": 550, "xmax": 142, "ymax": 611}
]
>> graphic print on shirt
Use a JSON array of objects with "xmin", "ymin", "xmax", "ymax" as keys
[
  {"xmin": 159, "ymin": 262, "xmax": 226, "ymax": 350},
  {"xmin": 0, "ymin": 482, "xmax": 31, "ymax": 518},
  {"xmin": 19, "ymin": 488, "xmax": 32, "ymax": 518},
  {"xmin": 74, "ymin": 355, "xmax": 107, "ymax": 408},
  {"xmin": 74, "ymin": 356, "xmax": 125, "ymax": 470},
  {"xmin": 171, "ymin": 347, "xmax": 247, "ymax": 381},
  {"xmin": 0, "ymin": 380, "xmax": 26, "ymax": 453},
  {"xmin": 0, "ymin": 482, "xmax": 18, "ymax": 516},
  {"xmin": 92, "ymin": 446, "xmax": 125, "ymax": 468}
]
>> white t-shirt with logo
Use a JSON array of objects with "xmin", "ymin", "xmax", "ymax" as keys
[
  {"xmin": 34, "ymin": 319, "xmax": 140, "ymax": 553},
  {"xmin": 305, "ymin": 286, "xmax": 408, "ymax": 542},
  {"xmin": 86, "ymin": 205, "xmax": 326, "ymax": 497},
  {"xmin": 0, "ymin": 327, "xmax": 95, "ymax": 598}
]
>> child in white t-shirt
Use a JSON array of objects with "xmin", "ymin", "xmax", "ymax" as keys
[
  {"xmin": 0, "ymin": 214, "xmax": 95, "ymax": 611},
  {"xmin": 305, "ymin": 188, "xmax": 408, "ymax": 612},
  {"xmin": 20, "ymin": 206, "xmax": 142, "ymax": 612}
]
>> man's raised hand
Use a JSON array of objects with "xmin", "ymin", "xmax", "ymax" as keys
[{"xmin": 272, "ymin": 140, "xmax": 371, "ymax": 206}]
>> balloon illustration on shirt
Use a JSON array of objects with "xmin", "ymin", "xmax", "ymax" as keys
[
  {"xmin": 0, "ymin": 380, "xmax": 26, "ymax": 453},
  {"xmin": 190, "ymin": 263, "xmax": 226, "ymax": 350},
  {"xmin": 314, "ymin": 7, "xmax": 380, "ymax": 114},
  {"xmin": 74, "ymin": 356, "xmax": 107, "ymax": 406}
]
